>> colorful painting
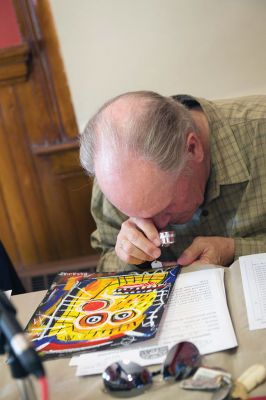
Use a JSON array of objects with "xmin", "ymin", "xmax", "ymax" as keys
[{"xmin": 26, "ymin": 267, "xmax": 179, "ymax": 358}]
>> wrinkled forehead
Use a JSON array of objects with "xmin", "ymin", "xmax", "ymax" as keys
[{"xmin": 94, "ymin": 151, "xmax": 177, "ymax": 218}]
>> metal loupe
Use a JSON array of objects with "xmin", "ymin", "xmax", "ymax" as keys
[{"xmin": 159, "ymin": 231, "xmax": 176, "ymax": 247}]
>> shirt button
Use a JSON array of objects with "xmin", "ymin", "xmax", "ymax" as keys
[{"xmin": 202, "ymin": 209, "xmax": 209, "ymax": 217}]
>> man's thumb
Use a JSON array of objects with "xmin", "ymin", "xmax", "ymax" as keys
[{"xmin": 177, "ymin": 241, "xmax": 202, "ymax": 266}]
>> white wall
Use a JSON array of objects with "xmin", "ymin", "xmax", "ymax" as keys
[{"xmin": 50, "ymin": 0, "xmax": 266, "ymax": 131}]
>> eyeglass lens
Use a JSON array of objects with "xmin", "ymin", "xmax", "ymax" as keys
[
  {"xmin": 162, "ymin": 341, "xmax": 201, "ymax": 380},
  {"xmin": 103, "ymin": 360, "xmax": 152, "ymax": 398},
  {"xmin": 102, "ymin": 341, "xmax": 201, "ymax": 397}
]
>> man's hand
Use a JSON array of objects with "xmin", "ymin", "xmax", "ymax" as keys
[
  {"xmin": 115, "ymin": 217, "xmax": 161, "ymax": 265},
  {"xmin": 177, "ymin": 236, "xmax": 235, "ymax": 267}
]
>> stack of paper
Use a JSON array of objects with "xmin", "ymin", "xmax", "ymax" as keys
[{"xmin": 240, "ymin": 253, "xmax": 266, "ymax": 330}]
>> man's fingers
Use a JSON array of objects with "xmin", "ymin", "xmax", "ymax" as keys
[
  {"xmin": 177, "ymin": 238, "xmax": 204, "ymax": 266},
  {"xmin": 130, "ymin": 217, "xmax": 161, "ymax": 247},
  {"xmin": 116, "ymin": 244, "xmax": 153, "ymax": 265},
  {"xmin": 177, "ymin": 236, "xmax": 235, "ymax": 267},
  {"xmin": 115, "ymin": 217, "xmax": 162, "ymax": 265},
  {"xmin": 116, "ymin": 238, "xmax": 155, "ymax": 262},
  {"xmin": 116, "ymin": 237, "xmax": 161, "ymax": 264},
  {"xmin": 120, "ymin": 219, "xmax": 161, "ymax": 259}
]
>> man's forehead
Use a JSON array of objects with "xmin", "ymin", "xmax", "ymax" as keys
[{"xmin": 95, "ymin": 153, "xmax": 177, "ymax": 217}]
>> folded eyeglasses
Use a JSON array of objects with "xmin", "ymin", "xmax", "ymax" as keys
[{"xmin": 102, "ymin": 341, "xmax": 201, "ymax": 397}]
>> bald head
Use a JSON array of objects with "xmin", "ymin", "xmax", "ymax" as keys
[
  {"xmin": 80, "ymin": 90, "xmax": 198, "ymax": 177},
  {"xmin": 80, "ymin": 91, "xmax": 210, "ymax": 226}
]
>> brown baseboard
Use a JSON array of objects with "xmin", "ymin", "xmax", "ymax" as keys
[{"xmin": 19, "ymin": 254, "xmax": 99, "ymax": 292}]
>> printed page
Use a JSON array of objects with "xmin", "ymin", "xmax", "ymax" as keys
[
  {"xmin": 72, "ymin": 268, "xmax": 237, "ymax": 376},
  {"xmin": 239, "ymin": 253, "xmax": 266, "ymax": 330}
]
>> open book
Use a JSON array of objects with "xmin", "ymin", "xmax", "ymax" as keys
[{"xmin": 71, "ymin": 267, "xmax": 237, "ymax": 376}]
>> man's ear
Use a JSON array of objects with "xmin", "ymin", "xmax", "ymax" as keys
[{"xmin": 186, "ymin": 132, "xmax": 204, "ymax": 163}]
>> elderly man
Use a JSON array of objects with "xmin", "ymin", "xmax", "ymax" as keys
[{"xmin": 80, "ymin": 92, "xmax": 266, "ymax": 272}]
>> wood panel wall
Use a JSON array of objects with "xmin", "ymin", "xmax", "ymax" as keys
[{"xmin": 0, "ymin": 0, "xmax": 97, "ymax": 274}]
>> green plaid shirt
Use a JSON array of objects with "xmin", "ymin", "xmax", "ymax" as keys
[{"xmin": 90, "ymin": 95, "xmax": 266, "ymax": 272}]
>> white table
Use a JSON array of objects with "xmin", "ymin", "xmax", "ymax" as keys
[{"xmin": 1, "ymin": 261, "xmax": 266, "ymax": 399}]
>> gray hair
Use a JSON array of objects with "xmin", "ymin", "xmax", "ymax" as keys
[{"xmin": 80, "ymin": 91, "xmax": 198, "ymax": 176}]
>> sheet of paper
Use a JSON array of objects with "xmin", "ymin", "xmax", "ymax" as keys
[
  {"xmin": 72, "ymin": 268, "xmax": 237, "ymax": 376},
  {"xmin": 239, "ymin": 253, "xmax": 266, "ymax": 330}
]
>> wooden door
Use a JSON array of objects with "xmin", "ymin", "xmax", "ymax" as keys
[{"xmin": 0, "ymin": 0, "xmax": 97, "ymax": 276}]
